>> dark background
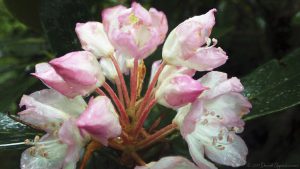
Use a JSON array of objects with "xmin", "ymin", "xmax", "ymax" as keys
[{"xmin": 0, "ymin": 0, "xmax": 299, "ymax": 168}]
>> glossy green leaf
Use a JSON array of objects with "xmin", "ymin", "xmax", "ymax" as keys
[
  {"xmin": 0, "ymin": 113, "xmax": 40, "ymax": 150},
  {"xmin": 242, "ymin": 49, "xmax": 300, "ymax": 120}
]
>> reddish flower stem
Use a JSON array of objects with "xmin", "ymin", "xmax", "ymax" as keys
[
  {"xmin": 115, "ymin": 78, "xmax": 125, "ymax": 106},
  {"xmin": 149, "ymin": 113, "xmax": 165, "ymax": 133},
  {"xmin": 95, "ymin": 88, "xmax": 106, "ymax": 96},
  {"xmin": 110, "ymin": 55, "xmax": 130, "ymax": 107},
  {"xmin": 134, "ymin": 99, "xmax": 157, "ymax": 135},
  {"xmin": 137, "ymin": 123, "xmax": 177, "ymax": 150},
  {"xmin": 102, "ymin": 82, "xmax": 129, "ymax": 124},
  {"xmin": 130, "ymin": 59, "xmax": 139, "ymax": 108},
  {"xmin": 130, "ymin": 152, "xmax": 146, "ymax": 166},
  {"xmin": 136, "ymin": 61, "xmax": 166, "ymax": 117},
  {"xmin": 80, "ymin": 141, "xmax": 102, "ymax": 169}
]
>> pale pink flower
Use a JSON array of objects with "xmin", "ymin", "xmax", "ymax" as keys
[
  {"xmin": 173, "ymin": 71, "xmax": 251, "ymax": 168},
  {"xmin": 135, "ymin": 156, "xmax": 199, "ymax": 169},
  {"xmin": 33, "ymin": 51, "xmax": 105, "ymax": 98},
  {"xmin": 162, "ymin": 9, "xmax": 228, "ymax": 71},
  {"xmin": 155, "ymin": 74, "xmax": 206, "ymax": 109},
  {"xmin": 18, "ymin": 89, "xmax": 89, "ymax": 169},
  {"xmin": 75, "ymin": 22, "xmax": 114, "ymax": 58},
  {"xmin": 102, "ymin": 2, "xmax": 168, "ymax": 59},
  {"xmin": 76, "ymin": 96, "xmax": 122, "ymax": 146}
]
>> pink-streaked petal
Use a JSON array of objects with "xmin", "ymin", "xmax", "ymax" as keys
[
  {"xmin": 18, "ymin": 89, "xmax": 86, "ymax": 132},
  {"xmin": 176, "ymin": 20, "xmax": 207, "ymax": 59},
  {"xmin": 76, "ymin": 96, "xmax": 121, "ymax": 146},
  {"xmin": 50, "ymin": 51, "xmax": 104, "ymax": 86},
  {"xmin": 150, "ymin": 60, "xmax": 196, "ymax": 87},
  {"xmin": 149, "ymin": 8, "xmax": 168, "ymax": 43},
  {"xmin": 205, "ymin": 134, "xmax": 248, "ymax": 167},
  {"xmin": 198, "ymin": 71, "xmax": 228, "ymax": 89},
  {"xmin": 131, "ymin": 2, "xmax": 152, "ymax": 25},
  {"xmin": 58, "ymin": 120, "xmax": 87, "ymax": 168},
  {"xmin": 33, "ymin": 63, "xmax": 80, "ymax": 98},
  {"xmin": 202, "ymin": 77, "xmax": 244, "ymax": 99},
  {"xmin": 185, "ymin": 136, "xmax": 217, "ymax": 169},
  {"xmin": 180, "ymin": 99, "xmax": 204, "ymax": 137},
  {"xmin": 102, "ymin": 5, "xmax": 127, "ymax": 33},
  {"xmin": 75, "ymin": 22, "xmax": 114, "ymax": 58},
  {"xmin": 135, "ymin": 156, "xmax": 199, "ymax": 169},
  {"xmin": 163, "ymin": 9, "xmax": 217, "ymax": 68},
  {"xmin": 155, "ymin": 75, "xmax": 206, "ymax": 109},
  {"xmin": 184, "ymin": 47, "xmax": 228, "ymax": 71},
  {"xmin": 189, "ymin": 9, "xmax": 217, "ymax": 40}
]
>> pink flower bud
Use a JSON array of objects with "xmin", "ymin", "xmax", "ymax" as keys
[
  {"xmin": 155, "ymin": 74, "xmax": 206, "ymax": 109},
  {"xmin": 33, "ymin": 51, "xmax": 105, "ymax": 98},
  {"xmin": 75, "ymin": 22, "xmax": 114, "ymax": 58},
  {"xmin": 102, "ymin": 2, "xmax": 168, "ymax": 59},
  {"xmin": 76, "ymin": 96, "xmax": 122, "ymax": 146},
  {"xmin": 135, "ymin": 156, "xmax": 199, "ymax": 169},
  {"xmin": 163, "ymin": 9, "xmax": 228, "ymax": 71}
]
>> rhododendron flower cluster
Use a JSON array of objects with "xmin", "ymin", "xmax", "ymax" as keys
[{"xmin": 15, "ymin": 2, "xmax": 251, "ymax": 169}]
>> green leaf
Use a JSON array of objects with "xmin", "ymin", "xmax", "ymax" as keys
[
  {"xmin": 0, "ymin": 113, "xmax": 40, "ymax": 150},
  {"xmin": 242, "ymin": 49, "xmax": 300, "ymax": 120}
]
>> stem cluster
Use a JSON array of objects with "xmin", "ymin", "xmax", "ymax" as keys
[{"xmin": 81, "ymin": 56, "xmax": 177, "ymax": 168}]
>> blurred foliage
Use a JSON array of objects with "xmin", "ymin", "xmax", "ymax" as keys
[{"xmin": 0, "ymin": 0, "xmax": 300, "ymax": 168}]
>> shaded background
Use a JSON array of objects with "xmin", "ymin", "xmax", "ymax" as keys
[{"xmin": 0, "ymin": 0, "xmax": 299, "ymax": 168}]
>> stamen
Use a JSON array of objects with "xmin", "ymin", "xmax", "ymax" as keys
[
  {"xmin": 206, "ymin": 38, "xmax": 212, "ymax": 47},
  {"xmin": 212, "ymin": 38, "xmax": 218, "ymax": 46},
  {"xmin": 233, "ymin": 126, "xmax": 244, "ymax": 133},
  {"xmin": 227, "ymin": 135, "xmax": 234, "ymax": 143},
  {"xmin": 201, "ymin": 119, "xmax": 208, "ymax": 125},
  {"xmin": 212, "ymin": 137, "xmax": 217, "ymax": 146},
  {"xmin": 216, "ymin": 144, "xmax": 225, "ymax": 150}
]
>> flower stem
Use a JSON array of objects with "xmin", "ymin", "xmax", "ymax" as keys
[
  {"xmin": 110, "ymin": 54, "xmax": 130, "ymax": 107},
  {"xmin": 136, "ymin": 61, "xmax": 166, "ymax": 117},
  {"xmin": 80, "ymin": 141, "xmax": 102, "ymax": 169},
  {"xmin": 130, "ymin": 152, "xmax": 146, "ymax": 166},
  {"xmin": 134, "ymin": 99, "xmax": 157, "ymax": 135},
  {"xmin": 130, "ymin": 59, "xmax": 139, "ymax": 108},
  {"xmin": 137, "ymin": 123, "xmax": 177, "ymax": 150},
  {"xmin": 115, "ymin": 78, "xmax": 125, "ymax": 106},
  {"xmin": 103, "ymin": 82, "xmax": 129, "ymax": 124},
  {"xmin": 95, "ymin": 88, "xmax": 106, "ymax": 96}
]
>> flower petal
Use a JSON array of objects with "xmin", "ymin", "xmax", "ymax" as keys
[
  {"xmin": 58, "ymin": 120, "xmax": 87, "ymax": 168},
  {"xmin": 76, "ymin": 96, "xmax": 121, "ymax": 146},
  {"xmin": 75, "ymin": 22, "xmax": 114, "ymax": 58},
  {"xmin": 155, "ymin": 75, "xmax": 206, "ymax": 109},
  {"xmin": 50, "ymin": 51, "xmax": 104, "ymax": 86},
  {"xmin": 32, "ymin": 63, "xmax": 79, "ymax": 98},
  {"xmin": 20, "ymin": 134, "xmax": 67, "ymax": 169},
  {"xmin": 18, "ymin": 89, "xmax": 86, "ymax": 132},
  {"xmin": 185, "ymin": 135, "xmax": 217, "ymax": 169},
  {"xmin": 135, "ymin": 156, "xmax": 199, "ymax": 169},
  {"xmin": 205, "ymin": 134, "xmax": 248, "ymax": 167}
]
